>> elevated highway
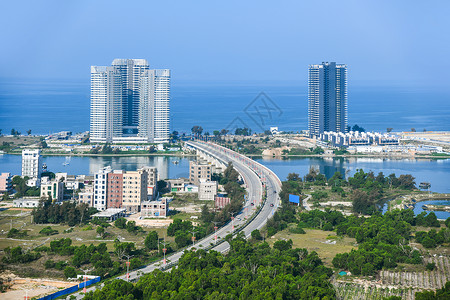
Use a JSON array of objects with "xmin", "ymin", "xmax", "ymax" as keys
[{"xmin": 71, "ymin": 141, "xmax": 281, "ymax": 298}]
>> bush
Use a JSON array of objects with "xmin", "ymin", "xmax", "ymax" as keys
[
  {"xmin": 45, "ymin": 259, "xmax": 56, "ymax": 269},
  {"xmin": 426, "ymin": 262, "xmax": 436, "ymax": 271},
  {"xmin": 39, "ymin": 226, "xmax": 59, "ymax": 236}
]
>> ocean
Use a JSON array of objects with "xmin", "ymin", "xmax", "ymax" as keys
[{"xmin": 1, "ymin": 78, "xmax": 450, "ymax": 135}]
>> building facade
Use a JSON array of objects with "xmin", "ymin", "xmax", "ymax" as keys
[
  {"xmin": 90, "ymin": 66, "xmax": 122, "ymax": 142},
  {"xmin": 40, "ymin": 177, "xmax": 64, "ymax": 202},
  {"xmin": 141, "ymin": 197, "xmax": 169, "ymax": 218},
  {"xmin": 22, "ymin": 149, "xmax": 42, "ymax": 180},
  {"xmin": 93, "ymin": 167, "xmax": 112, "ymax": 211},
  {"xmin": 122, "ymin": 169, "xmax": 148, "ymax": 213},
  {"xmin": 189, "ymin": 161, "xmax": 211, "ymax": 186},
  {"xmin": 0, "ymin": 173, "xmax": 13, "ymax": 195},
  {"xmin": 90, "ymin": 59, "xmax": 170, "ymax": 143},
  {"xmin": 308, "ymin": 62, "xmax": 348, "ymax": 137},
  {"xmin": 199, "ymin": 180, "xmax": 218, "ymax": 201},
  {"xmin": 107, "ymin": 170, "xmax": 123, "ymax": 208},
  {"xmin": 78, "ymin": 186, "xmax": 94, "ymax": 207}
]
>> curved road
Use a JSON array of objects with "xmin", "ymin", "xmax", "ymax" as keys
[{"xmin": 71, "ymin": 141, "xmax": 281, "ymax": 299}]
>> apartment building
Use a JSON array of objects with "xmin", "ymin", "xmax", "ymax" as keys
[
  {"xmin": 0, "ymin": 173, "xmax": 13, "ymax": 196},
  {"xmin": 40, "ymin": 177, "xmax": 64, "ymax": 202},
  {"xmin": 93, "ymin": 167, "xmax": 112, "ymax": 211},
  {"xmin": 122, "ymin": 168, "xmax": 148, "ymax": 213},
  {"xmin": 199, "ymin": 180, "xmax": 218, "ymax": 201},
  {"xmin": 107, "ymin": 170, "xmax": 123, "ymax": 208},
  {"xmin": 189, "ymin": 161, "xmax": 211, "ymax": 186}
]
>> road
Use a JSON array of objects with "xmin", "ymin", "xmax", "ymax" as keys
[{"xmin": 69, "ymin": 141, "xmax": 281, "ymax": 299}]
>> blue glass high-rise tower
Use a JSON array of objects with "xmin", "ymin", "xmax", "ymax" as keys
[{"xmin": 308, "ymin": 62, "xmax": 348, "ymax": 137}]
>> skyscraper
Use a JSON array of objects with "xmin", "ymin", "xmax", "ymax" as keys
[
  {"xmin": 308, "ymin": 62, "xmax": 348, "ymax": 137},
  {"xmin": 90, "ymin": 59, "xmax": 170, "ymax": 143}
]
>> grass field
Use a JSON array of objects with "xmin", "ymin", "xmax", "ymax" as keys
[{"xmin": 268, "ymin": 227, "xmax": 357, "ymax": 267}]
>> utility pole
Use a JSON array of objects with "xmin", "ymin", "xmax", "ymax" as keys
[
  {"xmin": 123, "ymin": 254, "xmax": 133, "ymax": 282},
  {"xmin": 212, "ymin": 221, "xmax": 220, "ymax": 244},
  {"xmin": 190, "ymin": 229, "xmax": 197, "ymax": 247}
]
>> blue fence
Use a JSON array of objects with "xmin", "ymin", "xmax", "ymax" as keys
[{"xmin": 37, "ymin": 276, "xmax": 101, "ymax": 300}]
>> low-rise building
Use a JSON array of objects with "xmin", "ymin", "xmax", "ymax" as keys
[
  {"xmin": 0, "ymin": 173, "xmax": 13, "ymax": 195},
  {"xmin": 141, "ymin": 197, "xmax": 169, "ymax": 218},
  {"xmin": 91, "ymin": 208, "xmax": 127, "ymax": 222},
  {"xmin": 167, "ymin": 178, "xmax": 185, "ymax": 193},
  {"xmin": 199, "ymin": 180, "xmax": 218, "ymax": 201},
  {"xmin": 13, "ymin": 198, "xmax": 40, "ymax": 208},
  {"xmin": 40, "ymin": 177, "xmax": 64, "ymax": 202}
]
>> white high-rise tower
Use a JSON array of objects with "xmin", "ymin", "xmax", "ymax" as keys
[{"xmin": 90, "ymin": 59, "xmax": 170, "ymax": 143}]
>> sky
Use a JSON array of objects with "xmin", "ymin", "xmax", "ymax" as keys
[{"xmin": 1, "ymin": 0, "xmax": 450, "ymax": 85}]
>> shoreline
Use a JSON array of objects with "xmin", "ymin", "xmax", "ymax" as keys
[{"xmin": 2, "ymin": 151, "xmax": 449, "ymax": 159}]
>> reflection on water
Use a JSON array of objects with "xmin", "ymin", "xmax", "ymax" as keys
[
  {"xmin": 256, "ymin": 157, "xmax": 450, "ymax": 194},
  {"xmin": 0, "ymin": 154, "xmax": 194, "ymax": 180}
]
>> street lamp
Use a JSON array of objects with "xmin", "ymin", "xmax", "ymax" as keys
[
  {"xmin": 160, "ymin": 237, "xmax": 167, "ymax": 265},
  {"xmin": 81, "ymin": 268, "xmax": 93, "ymax": 293},
  {"xmin": 190, "ymin": 230, "xmax": 197, "ymax": 247},
  {"xmin": 212, "ymin": 221, "xmax": 220, "ymax": 244},
  {"xmin": 123, "ymin": 254, "xmax": 133, "ymax": 282},
  {"xmin": 229, "ymin": 212, "xmax": 236, "ymax": 231}
]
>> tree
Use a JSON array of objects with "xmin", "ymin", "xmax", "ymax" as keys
[
  {"xmin": 251, "ymin": 229, "xmax": 262, "ymax": 240},
  {"xmin": 287, "ymin": 173, "xmax": 301, "ymax": 181},
  {"xmin": 144, "ymin": 231, "xmax": 159, "ymax": 250},
  {"xmin": 115, "ymin": 218, "xmax": 127, "ymax": 229},
  {"xmin": 387, "ymin": 128, "xmax": 393, "ymax": 133},
  {"xmin": 411, "ymin": 128, "xmax": 416, "ymax": 132},
  {"xmin": 352, "ymin": 124, "xmax": 365, "ymax": 132},
  {"xmin": 26, "ymin": 129, "xmax": 32, "ymax": 135},
  {"xmin": 191, "ymin": 126, "xmax": 203, "ymax": 137},
  {"xmin": 64, "ymin": 266, "xmax": 77, "ymax": 279},
  {"xmin": 96, "ymin": 226, "xmax": 106, "ymax": 238}
]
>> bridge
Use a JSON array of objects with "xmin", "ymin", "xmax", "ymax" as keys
[{"xmin": 70, "ymin": 141, "xmax": 281, "ymax": 298}]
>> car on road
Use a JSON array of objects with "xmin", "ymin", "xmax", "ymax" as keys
[
  {"xmin": 251, "ymin": 203, "xmax": 254, "ymax": 206},
  {"xmin": 270, "ymin": 204, "xmax": 274, "ymax": 207}
]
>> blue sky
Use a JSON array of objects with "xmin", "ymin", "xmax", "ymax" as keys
[{"xmin": 1, "ymin": 0, "xmax": 450, "ymax": 85}]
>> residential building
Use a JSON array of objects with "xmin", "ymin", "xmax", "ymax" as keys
[
  {"xmin": 141, "ymin": 197, "xmax": 169, "ymax": 218},
  {"xmin": 89, "ymin": 66, "xmax": 122, "ymax": 143},
  {"xmin": 40, "ymin": 177, "xmax": 64, "ymax": 202},
  {"xmin": 140, "ymin": 69, "xmax": 170, "ymax": 143},
  {"xmin": 93, "ymin": 167, "xmax": 112, "ymax": 211},
  {"xmin": 142, "ymin": 166, "xmax": 158, "ymax": 200},
  {"xmin": 0, "ymin": 173, "xmax": 13, "ymax": 195},
  {"xmin": 107, "ymin": 170, "xmax": 123, "ymax": 208},
  {"xmin": 199, "ymin": 180, "xmax": 218, "ymax": 201},
  {"xmin": 308, "ymin": 62, "xmax": 348, "ymax": 137},
  {"xmin": 122, "ymin": 168, "xmax": 148, "ymax": 213},
  {"xmin": 90, "ymin": 59, "xmax": 170, "ymax": 143},
  {"xmin": 167, "ymin": 178, "xmax": 186, "ymax": 193},
  {"xmin": 22, "ymin": 149, "xmax": 42, "ymax": 181},
  {"xmin": 189, "ymin": 161, "xmax": 211, "ymax": 186},
  {"xmin": 78, "ymin": 186, "xmax": 94, "ymax": 207}
]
